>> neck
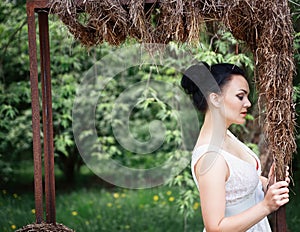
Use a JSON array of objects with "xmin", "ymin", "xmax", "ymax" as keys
[{"xmin": 198, "ymin": 109, "xmax": 228, "ymax": 148}]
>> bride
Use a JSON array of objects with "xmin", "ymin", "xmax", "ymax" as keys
[{"xmin": 181, "ymin": 62, "xmax": 290, "ymax": 231}]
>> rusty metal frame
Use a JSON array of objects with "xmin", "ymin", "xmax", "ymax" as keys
[
  {"xmin": 26, "ymin": 0, "xmax": 288, "ymax": 230},
  {"xmin": 27, "ymin": 0, "xmax": 55, "ymax": 224},
  {"xmin": 26, "ymin": 0, "xmax": 159, "ymax": 224}
]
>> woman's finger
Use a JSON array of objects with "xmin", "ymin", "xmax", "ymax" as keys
[
  {"xmin": 269, "ymin": 163, "xmax": 275, "ymax": 177},
  {"xmin": 285, "ymin": 176, "xmax": 290, "ymax": 184},
  {"xmin": 270, "ymin": 181, "xmax": 289, "ymax": 189}
]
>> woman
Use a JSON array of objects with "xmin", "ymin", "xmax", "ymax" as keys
[{"xmin": 181, "ymin": 62, "xmax": 290, "ymax": 232}]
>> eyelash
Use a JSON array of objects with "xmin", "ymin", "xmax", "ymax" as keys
[{"xmin": 237, "ymin": 95, "xmax": 244, "ymax": 101}]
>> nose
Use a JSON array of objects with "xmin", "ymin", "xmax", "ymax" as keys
[{"xmin": 244, "ymin": 97, "xmax": 251, "ymax": 108}]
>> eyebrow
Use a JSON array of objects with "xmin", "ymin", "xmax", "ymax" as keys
[{"xmin": 238, "ymin": 89, "xmax": 249, "ymax": 94}]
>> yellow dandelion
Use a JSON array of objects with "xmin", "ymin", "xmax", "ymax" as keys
[
  {"xmin": 13, "ymin": 193, "xmax": 18, "ymax": 198},
  {"xmin": 166, "ymin": 191, "xmax": 172, "ymax": 196},
  {"xmin": 107, "ymin": 202, "xmax": 113, "ymax": 207},
  {"xmin": 71, "ymin": 211, "xmax": 78, "ymax": 216},
  {"xmin": 168, "ymin": 196, "xmax": 175, "ymax": 202},
  {"xmin": 193, "ymin": 202, "xmax": 200, "ymax": 210},
  {"xmin": 31, "ymin": 209, "xmax": 36, "ymax": 214},
  {"xmin": 125, "ymin": 225, "xmax": 130, "ymax": 230},
  {"xmin": 113, "ymin": 193, "xmax": 119, "ymax": 199},
  {"xmin": 153, "ymin": 195, "xmax": 159, "ymax": 201},
  {"xmin": 11, "ymin": 225, "xmax": 16, "ymax": 230}
]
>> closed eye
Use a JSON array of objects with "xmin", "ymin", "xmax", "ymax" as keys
[{"xmin": 236, "ymin": 94, "xmax": 244, "ymax": 101}]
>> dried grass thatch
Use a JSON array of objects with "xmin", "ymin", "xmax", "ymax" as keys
[
  {"xmin": 48, "ymin": 0, "xmax": 296, "ymax": 180},
  {"xmin": 16, "ymin": 222, "xmax": 74, "ymax": 232}
]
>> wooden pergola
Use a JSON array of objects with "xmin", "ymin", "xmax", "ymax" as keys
[{"xmin": 26, "ymin": 0, "xmax": 294, "ymax": 231}]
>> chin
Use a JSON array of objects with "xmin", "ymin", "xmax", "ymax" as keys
[
  {"xmin": 227, "ymin": 116, "xmax": 246, "ymax": 126},
  {"xmin": 232, "ymin": 118, "xmax": 246, "ymax": 125},
  {"xmin": 237, "ymin": 119, "xmax": 246, "ymax": 125}
]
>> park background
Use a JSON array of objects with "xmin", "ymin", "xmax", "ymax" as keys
[{"xmin": 1, "ymin": 0, "xmax": 300, "ymax": 231}]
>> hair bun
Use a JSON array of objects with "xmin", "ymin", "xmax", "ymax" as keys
[
  {"xmin": 181, "ymin": 62, "xmax": 246, "ymax": 113},
  {"xmin": 181, "ymin": 62, "xmax": 211, "ymax": 112},
  {"xmin": 181, "ymin": 62, "xmax": 210, "ymax": 94}
]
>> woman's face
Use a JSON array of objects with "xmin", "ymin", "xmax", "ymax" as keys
[{"xmin": 220, "ymin": 74, "xmax": 251, "ymax": 127}]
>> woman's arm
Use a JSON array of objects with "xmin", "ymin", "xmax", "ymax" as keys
[
  {"xmin": 195, "ymin": 152, "xmax": 289, "ymax": 232},
  {"xmin": 218, "ymin": 181, "xmax": 289, "ymax": 232}
]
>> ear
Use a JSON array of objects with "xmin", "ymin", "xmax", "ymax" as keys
[{"xmin": 208, "ymin": 92, "xmax": 222, "ymax": 108}]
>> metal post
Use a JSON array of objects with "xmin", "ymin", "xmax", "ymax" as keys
[
  {"xmin": 26, "ymin": 3, "xmax": 44, "ymax": 224},
  {"xmin": 38, "ymin": 11, "xmax": 56, "ymax": 224},
  {"xmin": 275, "ymin": 206, "xmax": 287, "ymax": 232},
  {"xmin": 274, "ymin": 165, "xmax": 287, "ymax": 232}
]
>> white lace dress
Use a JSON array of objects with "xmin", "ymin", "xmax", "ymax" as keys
[{"xmin": 191, "ymin": 131, "xmax": 272, "ymax": 232}]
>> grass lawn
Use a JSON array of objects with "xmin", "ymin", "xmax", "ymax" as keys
[
  {"xmin": 0, "ymin": 186, "xmax": 203, "ymax": 232},
  {"xmin": 1, "ymin": 161, "xmax": 300, "ymax": 231},
  {"xmin": 1, "ymin": 162, "xmax": 203, "ymax": 232}
]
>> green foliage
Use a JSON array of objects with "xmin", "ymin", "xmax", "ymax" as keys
[
  {"xmin": 96, "ymin": 64, "xmax": 186, "ymax": 168},
  {"xmin": 0, "ymin": 0, "xmax": 256, "ymax": 216},
  {"xmin": 0, "ymin": 2, "xmax": 35, "ymax": 183},
  {"xmin": 0, "ymin": 154, "xmax": 13, "ymax": 183},
  {"xmin": 0, "ymin": 80, "xmax": 32, "ymax": 183},
  {"xmin": 194, "ymin": 31, "xmax": 254, "ymax": 71},
  {"xmin": 0, "ymin": 3, "xmax": 28, "ymax": 84},
  {"xmin": 292, "ymin": 8, "xmax": 300, "ymax": 174},
  {"xmin": 2, "ymin": 0, "xmax": 300, "ymax": 226}
]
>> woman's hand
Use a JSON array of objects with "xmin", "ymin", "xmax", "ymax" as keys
[
  {"xmin": 262, "ymin": 181, "xmax": 289, "ymax": 213},
  {"xmin": 263, "ymin": 164, "xmax": 290, "ymax": 213}
]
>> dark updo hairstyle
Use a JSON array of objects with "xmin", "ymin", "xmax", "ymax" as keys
[{"xmin": 181, "ymin": 62, "xmax": 246, "ymax": 112}]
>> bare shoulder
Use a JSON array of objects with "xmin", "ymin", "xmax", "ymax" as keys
[{"xmin": 194, "ymin": 151, "xmax": 228, "ymax": 182}]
